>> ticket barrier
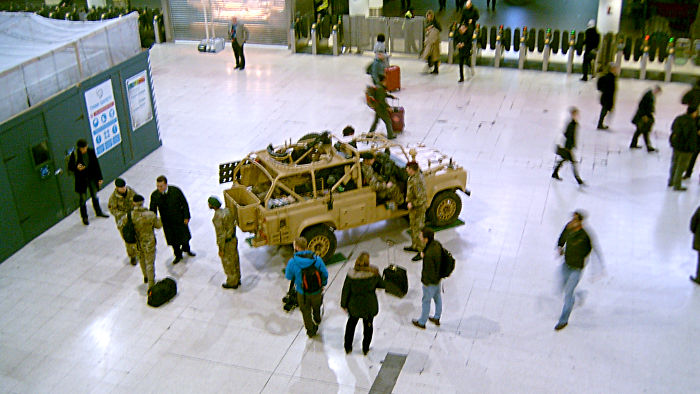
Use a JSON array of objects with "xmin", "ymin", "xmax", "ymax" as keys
[
  {"xmin": 639, "ymin": 35, "xmax": 649, "ymax": 80},
  {"xmin": 494, "ymin": 25, "xmax": 503, "ymax": 68},
  {"xmin": 664, "ymin": 38, "xmax": 674, "ymax": 82},
  {"xmin": 518, "ymin": 27, "xmax": 527, "ymax": 70},
  {"xmin": 448, "ymin": 31, "xmax": 455, "ymax": 64},
  {"xmin": 566, "ymin": 30, "xmax": 575, "ymax": 74},
  {"xmin": 541, "ymin": 28, "xmax": 552, "ymax": 71}
]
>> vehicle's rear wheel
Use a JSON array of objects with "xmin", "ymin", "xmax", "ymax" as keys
[
  {"xmin": 302, "ymin": 224, "xmax": 337, "ymax": 263},
  {"xmin": 427, "ymin": 190, "xmax": 462, "ymax": 227}
]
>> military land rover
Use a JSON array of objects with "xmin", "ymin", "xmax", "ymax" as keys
[{"xmin": 219, "ymin": 132, "xmax": 468, "ymax": 262}]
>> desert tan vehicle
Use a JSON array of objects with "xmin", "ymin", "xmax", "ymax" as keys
[{"xmin": 219, "ymin": 132, "xmax": 469, "ymax": 262}]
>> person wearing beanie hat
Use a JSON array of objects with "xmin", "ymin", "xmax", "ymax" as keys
[
  {"xmin": 108, "ymin": 178, "xmax": 139, "ymax": 265},
  {"xmin": 121, "ymin": 193, "xmax": 162, "ymax": 290},
  {"xmin": 209, "ymin": 195, "xmax": 241, "ymax": 289},
  {"xmin": 581, "ymin": 19, "xmax": 600, "ymax": 82}
]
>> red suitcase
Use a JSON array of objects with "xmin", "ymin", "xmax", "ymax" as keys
[
  {"xmin": 390, "ymin": 105, "xmax": 404, "ymax": 132},
  {"xmin": 385, "ymin": 65, "xmax": 401, "ymax": 92}
]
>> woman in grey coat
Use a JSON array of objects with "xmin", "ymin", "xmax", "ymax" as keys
[{"xmin": 341, "ymin": 252, "xmax": 384, "ymax": 355}]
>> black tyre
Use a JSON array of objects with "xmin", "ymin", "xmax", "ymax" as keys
[
  {"xmin": 427, "ymin": 190, "xmax": 462, "ymax": 227},
  {"xmin": 537, "ymin": 30, "xmax": 545, "ymax": 52},
  {"xmin": 302, "ymin": 224, "xmax": 337, "ymax": 263}
]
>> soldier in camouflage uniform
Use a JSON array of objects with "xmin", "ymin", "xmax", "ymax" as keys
[
  {"xmin": 360, "ymin": 152, "xmax": 404, "ymax": 210},
  {"xmin": 208, "ymin": 196, "xmax": 241, "ymax": 289},
  {"xmin": 108, "ymin": 178, "xmax": 138, "ymax": 265},
  {"xmin": 122, "ymin": 194, "xmax": 162, "ymax": 289},
  {"xmin": 404, "ymin": 162, "xmax": 428, "ymax": 261}
]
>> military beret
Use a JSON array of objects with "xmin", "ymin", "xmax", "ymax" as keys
[
  {"xmin": 133, "ymin": 194, "xmax": 144, "ymax": 203},
  {"xmin": 208, "ymin": 196, "xmax": 222, "ymax": 208},
  {"xmin": 360, "ymin": 152, "xmax": 375, "ymax": 160},
  {"xmin": 115, "ymin": 178, "xmax": 126, "ymax": 187}
]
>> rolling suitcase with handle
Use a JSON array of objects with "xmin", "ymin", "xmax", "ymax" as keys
[
  {"xmin": 383, "ymin": 264, "xmax": 408, "ymax": 297},
  {"xmin": 389, "ymin": 98, "xmax": 404, "ymax": 132}
]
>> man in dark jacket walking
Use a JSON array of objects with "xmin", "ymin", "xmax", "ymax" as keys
[
  {"xmin": 412, "ymin": 228, "xmax": 443, "ymax": 329},
  {"xmin": 460, "ymin": 0, "xmax": 479, "ymax": 28},
  {"xmin": 597, "ymin": 64, "xmax": 618, "ymax": 130},
  {"xmin": 149, "ymin": 175, "xmax": 195, "ymax": 264},
  {"xmin": 285, "ymin": 237, "xmax": 329, "ymax": 338},
  {"xmin": 681, "ymin": 80, "xmax": 700, "ymax": 179},
  {"xmin": 555, "ymin": 211, "xmax": 593, "ymax": 330},
  {"xmin": 67, "ymin": 139, "xmax": 108, "ymax": 225},
  {"xmin": 630, "ymin": 85, "xmax": 661, "ymax": 152},
  {"xmin": 455, "ymin": 23, "xmax": 474, "ymax": 82},
  {"xmin": 581, "ymin": 20, "xmax": 600, "ymax": 81},
  {"xmin": 552, "ymin": 107, "xmax": 585, "ymax": 185},
  {"xmin": 690, "ymin": 206, "xmax": 700, "ymax": 285},
  {"xmin": 668, "ymin": 107, "xmax": 699, "ymax": 191},
  {"xmin": 368, "ymin": 74, "xmax": 397, "ymax": 140}
]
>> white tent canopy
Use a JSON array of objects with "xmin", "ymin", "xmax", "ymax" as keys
[{"xmin": 0, "ymin": 11, "xmax": 141, "ymax": 124}]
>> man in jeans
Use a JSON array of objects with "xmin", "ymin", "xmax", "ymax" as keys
[
  {"xmin": 668, "ymin": 107, "xmax": 699, "ymax": 191},
  {"xmin": 285, "ymin": 237, "xmax": 329, "ymax": 337},
  {"xmin": 67, "ymin": 139, "xmax": 109, "ymax": 225},
  {"xmin": 412, "ymin": 228, "xmax": 443, "ymax": 329},
  {"xmin": 555, "ymin": 211, "xmax": 592, "ymax": 331}
]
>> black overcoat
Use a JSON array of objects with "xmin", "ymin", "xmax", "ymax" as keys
[
  {"xmin": 598, "ymin": 72, "xmax": 617, "ymax": 109},
  {"xmin": 67, "ymin": 147, "xmax": 103, "ymax": 193},
  {"xmin": 149, "ymin": 185, "xmax": 192, "ymax": 245},
  {"xmin": 340, "ymin": 269, "xmax": 384, "ymax": 319}
]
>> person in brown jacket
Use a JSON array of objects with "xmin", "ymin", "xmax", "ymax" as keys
[
  {"xmin": 421, "ymin": 10, "xmax": 441, "ymax": 74},
  {"xmin": 341, "ymin": 252, "xmax": 384, "ymax": 355},
  {"xmin": 690, "ymin": 206, "xmax": 700, "ymax": 285},
  {"xmin": 412, "ymin": 227, "xmax": 443, "ymax": 329}
]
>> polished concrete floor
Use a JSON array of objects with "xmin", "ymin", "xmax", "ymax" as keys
[{"xmin": 1, "ymin": 43, "xmax": 700, "ymax": 393}]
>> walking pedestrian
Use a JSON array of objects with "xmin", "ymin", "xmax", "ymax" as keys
[
  {"xmin": 67, "ymin": 139, "xmax": 109, "ymax": 225},
  {"xmin": 208, "ymin": 196, "xmax": 241, "ymax": 289},
  {"xmin": 681, "ymin": 81, "xmax": 700, "ymax": 179},
  {"xmin": 459, "ymin": 0, "xmax": 479, "ymax": 28},
  {"xmin": 125, "ymin": 194, "xmax": 162, "ymax": 290},
  {"xmin": 422, "ymin": 11, "xmax": 441, "ymax": 74},
  {"xmin": 554, "ymin": 211, "xmax": 593, "ymax": 330},
  {"xmin": 552, "ymin": 107, "xmax": 585, "ymax": 186},
  {"xmin": 486, "ymin": 0, "xmax": 496, "ymax": 12},
  {"xmin": 108, "ymin": 178, "xmax": 138, "ymax": 265},
  {"xmin": 455, "ymin": 23, "xmax": 474, "ymax": 82},
  {"xmin": 229, "ymin": 17, "xmax": 249, "ymax": 70},
  {"xmin": 404, "ymin": 161, "xmax": 428, "ymax": 261},
  {"xmin": 581, "ymin": 20, "xmax": 600, "ymax": 82},
  {"xmin": 668, "ymin": 107, "xmax": 699, "ymax": 191},
  {"xmin": 596, "ymin": 64, "xmax": 618, "ymax": 130},
  {"xmin": 367, "ymin": 75, "xmax": 397, "ymax": 140},
  {"xmin": 690, "ymin": 206, "xmax": 700, "ymax": 285},
  {"xmin": 412, "ymin": 228, "xmax": 443, "ymax": 329},
  {"xmin": 149, "ymin": 175, "xmax": 196, "ymax": 264},
  {"xmin": 341, "ymin": 252, "xmax": 384, "ymax": 355},
  {"xmin": 285, "ymin": 237, "xmax": 329, "ymax": 338},
  {"xmin": 630, "ymin": 85, "xmax": 661, "ymax": 152}
]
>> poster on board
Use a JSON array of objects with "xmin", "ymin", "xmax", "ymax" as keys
[
  {"xmin": 126, "ymin": 71, "xmax": 153, "ymax": 131},
  {"xmin": 84, "ymin": 79, "xmax": 121, "ymax": 158}
]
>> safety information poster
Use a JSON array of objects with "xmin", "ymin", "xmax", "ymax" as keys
[
  {"xmin": 125, "ymin": 70, "xmax": 153, "ymax": 131},
  {"xmin": 84, "ymin": 79, "xmax": 121, "ymax": 158}
]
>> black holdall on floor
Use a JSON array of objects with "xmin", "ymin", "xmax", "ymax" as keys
[
  {"xmin": 147, "ymin": 277, "xmax": 177, "ymax": 307},
  {"xmin": 383, "ymin": 265, "xmax": 408, "ymax": 297}
]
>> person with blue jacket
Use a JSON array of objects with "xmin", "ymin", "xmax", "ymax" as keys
[{"xmin": 285, "ymin": 237, "xmax": 329, "ymax": 337}]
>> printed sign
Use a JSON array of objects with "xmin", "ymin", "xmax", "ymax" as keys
[
  {"xmin": 84, "ymin": 79, "xmax": 121, "ymax": 158},
  {"xmin": 126, "ymin": 71, "xmax": 153, "ymax": 131}
]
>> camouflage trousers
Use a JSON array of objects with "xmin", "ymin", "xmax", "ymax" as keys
[
  {"xmin": 378, "ymin": 184, "xmax": 404, "ymax": 206},
  {"xmin": 409, "ymin": 206, "xmax": 427, "ymax": 251},
  {"xmin": 124, "ymin": 241, "xmax": 137, "ymax": 258},
  {"xmin": 137, "ymin": 246, "xmax": 156, "ymax": 289},
  {"xmin": 221, "ymin": 238, "xmax": 241, "ymax": 286}
]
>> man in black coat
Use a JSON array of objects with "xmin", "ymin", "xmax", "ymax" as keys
[
  {"xmin": 150, "ymin": 175, "xmax": 195, "ymax": 264},
  {"xmin": 668, "ymin": 107, "xmax": 699, "ymax": 191},
  {"xmin": 630, "ymin": 85, "xmax": 661, "ymax": 152},
  {"xmin": 581, "ymin": 20, "xmax": 600, "ymax": 82},
  {"xmin": 596, "ymin": 64, "xmax": 618, "ymax": 130},
  {"xmin": 455, "ymin": 23, "xmax": 474, "ymax": 82},
  {"xmin": 459, "ymin": 0, "xmax": 479, "ymax": 29},
  {"xmin": 67, "ymin": 139, "xmax": 108, "ymax": 225},
  {"xmin": 412, "ymin": 227, "xmax": 443, "ymax": 329},
  {"xmin": 681, "ymin": 80, "xmax": 700, "ymax": 179},
  {"xmin": 552, "ymin": 107, "xmax": 585, "ymax": 185}
]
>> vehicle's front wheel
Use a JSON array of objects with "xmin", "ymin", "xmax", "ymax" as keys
[
  {"xmin": 302, "ymin": 224, "xmax": 337, "ymax": 263},
  {"xmin": 427, "ymin": 190, "xmax": 462, "ymax": 227}
]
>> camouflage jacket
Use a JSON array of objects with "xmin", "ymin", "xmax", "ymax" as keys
[
  {"xmin": 361, "ymin": 162, "xmax": 385, "ymax": 191},
  {"xmin": 122, "ymin": 206, "xmax": 162, "ymax": 248},
  {"xmin": 108, "ymin": 186, "xmax": 136, "ymax": 227},
  {"xmin": 212, "ymin": 207, "xmax": 236, "ymax": 253},
  {"xmin": 407, "ymin": 172, "xmax": 427, "ymax": 208}
]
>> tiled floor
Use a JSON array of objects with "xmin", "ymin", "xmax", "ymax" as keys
[{"xmin": 2, "ymin": 43, "xmax": 700, "ymax": 393}]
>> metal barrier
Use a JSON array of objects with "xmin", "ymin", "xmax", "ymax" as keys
[{"xmin": 542, "ymin": 28, "xmax": 552, "ymax": 71}]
